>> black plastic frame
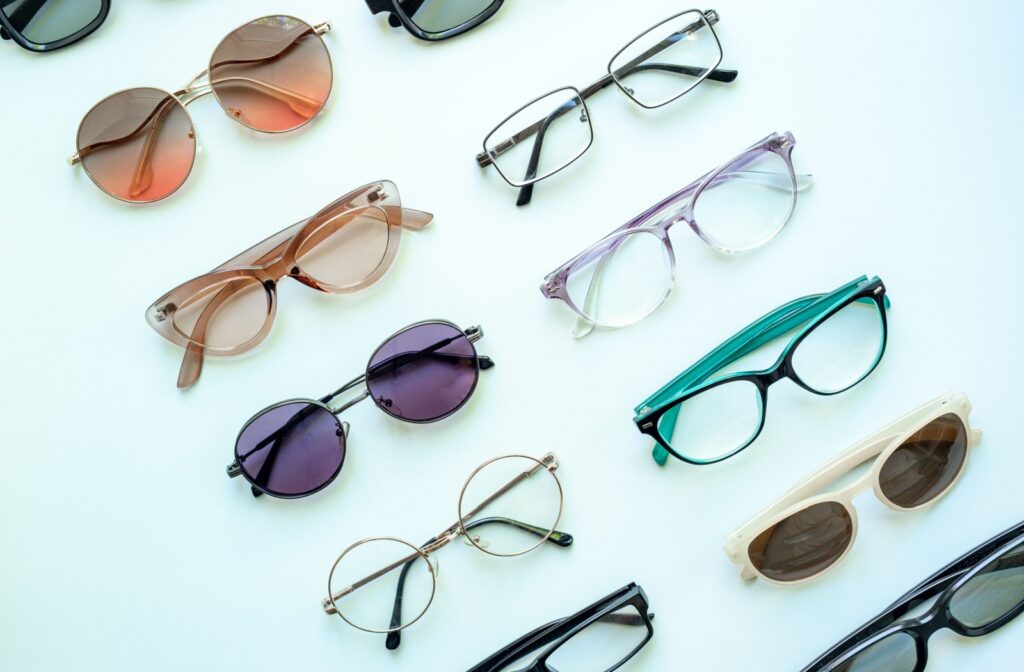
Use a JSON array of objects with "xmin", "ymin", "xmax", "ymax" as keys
[
  {"xmin": 0, "ymin": 0, "xmax": 110, "ymax": 52},
  {"xmin": 226, "ymin": 319, "xmax": 495, "ymax": 499},
  {"xmin": 364, "ymin": 0, "xmax": 503, "ymax": 41},
  {"xmin": 803, "ymin": 520, "xmax": 1024, "ymax": 671},
  {"xmin": 468, "ymin": 583, "xmax": 654, "ymax": 672},
  {"xmin": 637, "ymin": 278, "xmax": 888, "ymax": 466}
]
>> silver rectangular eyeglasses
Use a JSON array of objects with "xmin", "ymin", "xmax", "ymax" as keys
[{"xmin": 476, "ymin": 9, "xmax": 738, "ymax": 206}]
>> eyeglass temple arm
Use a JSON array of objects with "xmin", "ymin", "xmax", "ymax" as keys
[
  {"xmin": 2, "ymin": 0, "xmax": 46, "ymax": 34},
  {"xmin": 385, "ymin": 519, "xmax": 574, "ymax": 650}
]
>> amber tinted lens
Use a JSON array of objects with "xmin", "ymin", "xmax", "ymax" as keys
[
  {"xmin": 209, "ymin": 16, "xmax": 332, "ymax": 132},
  {"xmin": 295, "ymin": 206, "xmax": 390, "ymax": 288},
  {"xmin": 748, "ymin": 501, "xmax": 854, "ymax": 582},
  {"xmin": 878, "ymin": 413, "xmax": 968, "ymax": 509},
  {"xmin": 172, "ymin": 276, "xmax": 270, "ymax": 351},
  {"xmin": 77, "ymin": 88, "xmax": 195, "ymax": 203}
]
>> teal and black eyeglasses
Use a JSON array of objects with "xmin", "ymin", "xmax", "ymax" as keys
[{"xmin": 634, "ymin": 275, "xmax": 890, "ymax": 466}]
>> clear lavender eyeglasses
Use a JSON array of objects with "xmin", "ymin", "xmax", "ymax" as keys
[
  {"xmin": 541, "ymin": 132, "xmax": 813, "ymax": 337},
  {"xmin": 476, "ymin": 9, "xmax": 737, "ymax": 206}
]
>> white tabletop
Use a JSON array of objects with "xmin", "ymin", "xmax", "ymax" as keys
[{"xmin": 2, "ymin": 1, "xmax": 1021, "ymax": 670}]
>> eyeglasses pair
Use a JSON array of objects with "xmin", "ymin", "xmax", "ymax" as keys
[
  {"xmin": 364, "ymin": 0, "xmax": 503, "ymax": 41},
  {"xmin": 1, "ymin": 0, "xmax": 109, "ymax": 52},
  {"xmin": 635, "ymin": 275, "xmax": 890, "ymax": 466},
  {"xmin": 227, "ymin": 320, "xmax": 493, "ymax": 499},
  {"xmin": 145, "ymin": 181, "xmax": 432, "ymax": 389},
  {"xmin": 726, "ymin": 392, "xmax": 981, "ymax": 585},
  {"xmin": 802, "ymin": 519, "xmax": 1024, "ymax": 671},
  {"xmin": 477, "ymin": 8, "xmax": 736, "ymax": 206},
  {"xmin": 322, "ymin": 453, "xmax": 571, "ymax": 649},
  {"xmin": 542, "ymin": 132, "xmax": 812, "ymax": 337},
  {"xmin": 469, "ymin": 583, "xmax": 654, "ymax": 672},
  {"xmin": 69, "ymin": 15, "xmax": 333, "ymax": 203}
]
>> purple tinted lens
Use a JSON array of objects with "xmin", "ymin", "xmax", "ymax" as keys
[
  {"xmin": 235, "ymin": 401, "xmax": 346, "ymax": 497},
  {"xmin": 366, "ymin": 322, "xmax": 479, "ymax": 422}
]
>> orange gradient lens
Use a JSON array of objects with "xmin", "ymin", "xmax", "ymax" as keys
[
  {"xmin": 76, "ymin": 87, "xmax": 196, "ymax": 203},
  {"xmin": 209, "ymin": 16, "xmax": 332, "ymax": 133}
]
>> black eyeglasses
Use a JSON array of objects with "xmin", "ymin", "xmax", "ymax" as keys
[
  {"xmin": 803, "ymin": 520, "xmax": 1024, "ymax": 671},
  {"xmin": 468, "ymin": 583, "xmax": 654, "ymax": 672},
  {"xmin": 363, "ymin": 0, "xmax": 502, "ymax": 41},
  {"xmin": 477, "ymin": 9, "xmax": 737, "ymax": 206},
  {"xmin": 1, "ymin": 0, "xmax": 110, "ymax": 52}
]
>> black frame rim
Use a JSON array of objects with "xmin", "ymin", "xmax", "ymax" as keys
[{"xmin": 1, "ymin": 0, "xmax": 110, "ymax": 52}]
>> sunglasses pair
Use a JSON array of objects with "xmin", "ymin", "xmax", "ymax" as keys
[
  {"xmin": 364, "ymin": 0, "xmax": 503, "ymax": 41},
  {"xmin": 635, "ymin": 275, "xmax": 890, "ymax": 466},
  {"xmin": 323, "ymin": 453, "xmax": 571, "ymax": 650},
  {"xmin": 803, "ymin": 519, "xmax": 1024, "ymax": 671},
  {"xmin": 477, "ymin": 9, "xmax": 737, "ymax": 206},
  {"xmin": 145, "ymin": 181, "xmax": 432, "ymax": 389},
  {"xmin": 469, "ymin": 583, "xmax": 654, "ymax": 672},
  {"xmin": 1, "ymin": 0, "xmax": 109, "ymax": 52},
  {"xmin": 227, "ymin": 320, "xmax": 493, "ymax": 499},
  {"xmin": 69, "ymin": 15, "xmax": 332, "ymax": 203},
  {"xmin": 542, "ymin": 132, "xmax": 813, "ymax": 337},
  {"xmin": 726, "ymin": 392, "xmax": 981, "ymax": 585}
]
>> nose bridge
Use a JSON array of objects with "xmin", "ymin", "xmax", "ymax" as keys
[{"xmin": 760, "ymin": 365, "xmax": 788, "ymax": 387}]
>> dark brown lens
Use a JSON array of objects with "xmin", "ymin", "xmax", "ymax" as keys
[
  {"xmin": 748, "ymin": 501, "xmax": 853, "ymax": 582},
  {"xmin": 878, "ymin": 413, "xmax": 967, "ymax": 509}
]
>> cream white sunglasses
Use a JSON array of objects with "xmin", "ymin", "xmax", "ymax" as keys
[{"xmin": 724, "ymin": 391, "xmax": 982, "ymax": 585}]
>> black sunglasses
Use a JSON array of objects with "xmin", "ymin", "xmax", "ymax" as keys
[
  {"xmin": 468, "ymin": 583, "xmax": 654, "ymax": 672},
  {"xmin": 803, "ymin": 520, "xmax": 1024, "ymax": 671},
  {"xmin": 363, "ymin": 0, "xmax": 502, "ymax": 41},
  {"xmin": 1, "ymin": 0, "xmax": 110, "ymax": 52}
]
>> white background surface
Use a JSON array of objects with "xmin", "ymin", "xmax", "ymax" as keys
[{"xmin": 2, "ymin": 1, "xmax": 1023, "ymax": 670}]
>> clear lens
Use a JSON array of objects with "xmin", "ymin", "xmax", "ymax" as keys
[
  {"xmin": 878, "ymin": 413, "xmax": 968, "ymax": 509},
  {"xmin": 484, "ymin": 88, "xmax": 592, "ymax": 187},
  {"xmin": 826, "ymin": 632, "xmax": 918, "ymax": 672},
  {"xmin": 546, "ymin": 604, "xmax": 650, "ymax": 672},
  {"xmin": 327, "ymin": 538, "xmax": 435, "ymax": 632},
  {"xmin": 949, "ymin": 541, "xmax": 1024, "ymax": 629},
  {"xmin": 172, "ymin": 276, "xmax": 270, "ymax": 351},
  {"xmin": 564, "ymin": 230, "xmax": 673, "ymax": 328},
  {"xmin": 656, "ymin": 380, "xmax": 762, "ymax": 462},
  {"xmin": 609, "ymin": 10, "xmax": 722, "ymax": 108},
  {"xmin": 458, "ymin": 455, "xmax": 562, "ymax": 556},
  {"xmin": 402, "ymin": 0, "xmax": 495, "ymax": 33},
  {"xmin": 692, "ymin": 149, "xmax": 797, "ymax": 251},
  {"xmin": 3, "ymin": 0, "xmax": 102, "ymax": 45},
  {"xmin": 295, "ymin": 206, "xmax": 391, "ymax": 289},
  {"xmin": 791, "ymin": 297, "xmax": 885, "ymax": 394},
  {"xmin": 748, "ymin": 501, "xmax": 854, "ymax": 582}
]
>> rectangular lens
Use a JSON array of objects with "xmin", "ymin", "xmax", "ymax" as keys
[
  {"xmin": 949, "ymin": 540, "xmax": 1024, "ymax": 630},
  {"xmin": 608, "ymin": 10, "xmax": 722, "ymax": 108},
  {"xmin": 399, "ymin": 0, "xmax": 496, "ymax": 34},
  {"xmin": 3, "ymin": 0, "xmax": 103, "ymax": 45},
  {"xmin": 483, "ymin": 87, "xmax": 593, "ymax": 187},
  {"xmin": 545, "ymin": 604, "xmax": 650, "ymax": 672}
]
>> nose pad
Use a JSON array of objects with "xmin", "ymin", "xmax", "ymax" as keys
[
  {"xmin": 428, "ymin": 555, "xmax": 439, "ymax": 577},
  {"xmin": 464, "ymin": 534, "xmax": 490, "ymax": 550},
  {"xmin": 225, "ymin": 107, "xmax": 251, "ymax": 125},
  {"xmin": 289, "ymin": 267, "xmax": 324, "ymax": 291}
]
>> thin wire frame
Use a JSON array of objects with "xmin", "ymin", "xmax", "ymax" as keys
[
  {"xmin": 725, "ymin": 391, "xmax": 982, "ymax": 586},
  {"xmin": 476, "ymin": 8, "xmax": 737, "ymax": 205},
  {"xmin": 322, "ymin": 453, "xmax": 567, "ymax": 636}
]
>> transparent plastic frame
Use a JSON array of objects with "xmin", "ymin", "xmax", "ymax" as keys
[{"xmin": 725, "ymin": 391, "xmax": 982, "ymax": 586}]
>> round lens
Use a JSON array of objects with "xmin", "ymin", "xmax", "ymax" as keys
[
  {"xmin": 210, "ymin": 15, "xmax": 332, "ymax": 132},
  {"xmin": 77, "ymin": 87, "xmax": 196, "ymax": 203},
  {"xmin": 235, "ymin": 401, "xmax": 345, "ymax": 497},
  {"xmin": 458, "ymin": 455, "xmax": 563, "ymax": 557},
  {"xmin": 656, "ymin": 380, "xmax": 763, "ymax": 462},
  {"xmin": 5, "ymin": 0, "xmax": 102, "ymax": 45},
  {"xmin": 825, "ymin": 632, "xmax": 919, "ymax": 672},
  {"xmin": 295, "ymin": 205, "xmax": 391, "ymax": 289},
  {"xmin": 748, "ymin": 501, "xmax": 854, "ymax": 582},
  {"xmin": 564, "ymin": 230, "xmax": 673, "ymax": 328},
  {"xmin": 949, "ymin": 540, "xmax": 1024, "ymax": 630},
  {"xmin": 791, "ymin": 297, "xmax": 885, "ymax": 394},
  {"xmin": 692, "ymin": 149, "xmax": 797, "ymax": 252},
  {"xmin": 327, "ymin": 538, "xmax": 435, "ymax": 633},
  {"xmin": 366, "ymin": 322, "xmax": 479, "ymax": 422},
  {"xmin": 171, "ymin": 275, "xmax": 270, "ymax": 351},
  {"xmin": 878, "ymin": 413, "xmax": 968, "ymax": 509}
]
